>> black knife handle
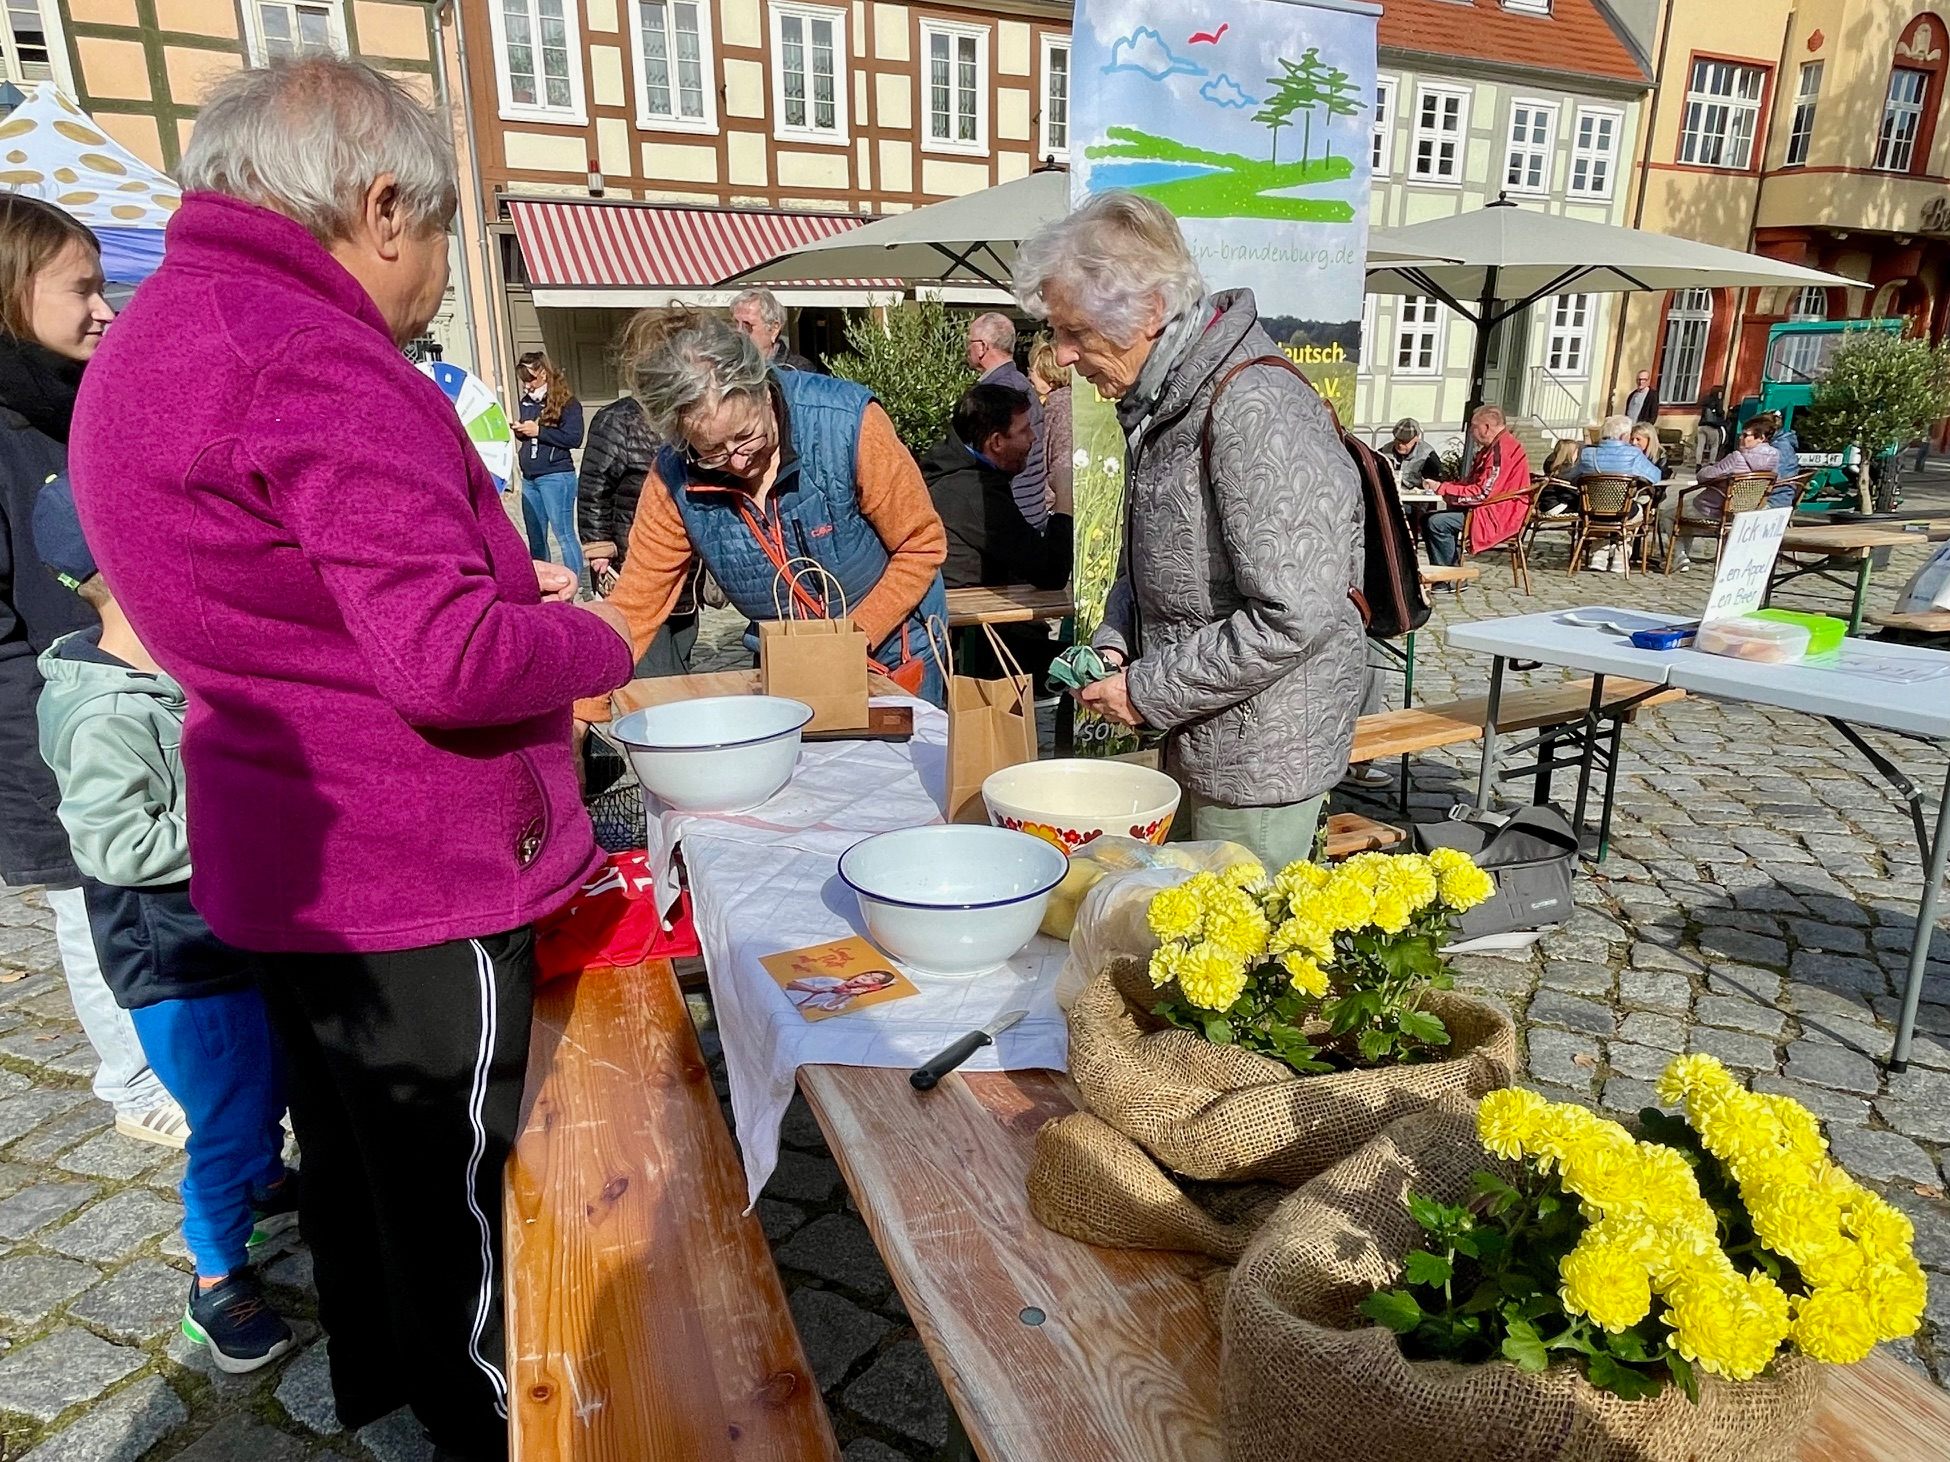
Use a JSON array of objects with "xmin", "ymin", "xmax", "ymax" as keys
[{"xmin": 910, "ymin": 1031, "xmax": 992, "ymax": 1090}]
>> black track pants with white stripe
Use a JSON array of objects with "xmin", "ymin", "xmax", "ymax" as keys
[{"xmin": 259, "ymin": 927, "xmax": 535, "ymax": 1461}]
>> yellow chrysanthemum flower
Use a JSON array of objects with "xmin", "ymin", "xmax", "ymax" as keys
[
  {"xmin": 1146, "ymin": 885, "xmax": 1202, "ymax": 945},
  {"xmin": 1657, "ymin": 1051, "xmax": 1738, "ymax": 1109},
  {"xmin": 1664, "ymin": 1269, "xmax": 1794, "ymax": 1381},
  {"xmin": 1221, "ymin": 860, "xmax": 1268, "ymax": 892},
  {"xmin": 1372, "ymin": 892, "xmax": 1412, "ymax": 934},
  {"xmin": 1147, "ymin": 942, "xmax": 1183, "ymax": 990},
  {"xmin": 1475, "ymin": 1088, "xmax": 1550, "ymax": 1159},
  {"xmin": 1790, "ymin": 1287, "xmax": 1882, "ymax": 1365},
  {"xmin": 1376, "ymin": 855, "xmax": 1440, "ymax": 916},
  {"xmin": 1281, "ymin": 952, "xmax": 1330, "ymax": 997},
  {"xmin": 1174, "ymin": 940, "xmax": 1249, "ymax": 1012},
  {"xmin": 1269, "ymin": 914, "xmax": 1334, "ymax": 964},
  {"xmin": 1560, "ymin": 1234, "xmax": 1653, "ymax": 1333},
  {"xmin": 1849, "ymin": 1192, "xmax": 1918, "ymax": 1260},
  {"xmin": 1857, "ymin": 1255, "xmax": 1929, "ymax": 1338}
]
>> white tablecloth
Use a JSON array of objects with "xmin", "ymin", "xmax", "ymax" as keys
[{"xmin": 645, "ymin": 698, "xmax": 1071, "ymax": 1205}]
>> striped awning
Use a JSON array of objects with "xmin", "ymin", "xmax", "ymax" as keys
[{"xmin": 507, "ymin": 198, "xmax": 886, "ymax": 292}]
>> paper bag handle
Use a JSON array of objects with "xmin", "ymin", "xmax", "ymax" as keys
[
  {"xmin": 770, "ymin": 556, "xmax": 850, "ymax": 623},
  {"xmin": 978, "ymin": 622, "xmax": 1029, "ymax": 686},
  {"xmin": 924, "ymin": 614, "xmax": 955, "ymax": 682}
]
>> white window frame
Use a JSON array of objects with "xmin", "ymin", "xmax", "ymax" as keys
[
  {"xmin": 241, "ymin": 0, "xmax": 348, "ymax": 63},
  {"xmin": 1371, "ymin": 74, "xmax": 1396, "ymax": 176},
  {"xmin": 1661, "ymin": 288, "xmax": 1714, "ymax": 405},
  {"xmin": 921, "ymin": 18, "xmax": 988, "ymax": 156},
  {"xmin": 1545, "ymin": 293, "xmax": 1592, "ymax": 378},
  {"xmin": 629, "ymin": 0, "xmax": 718, "ymax": 134},
  {"xmin": 1394, "ymin": 295, "xmax": 1446, "ymax": 376},
  {"xmin": 1, "ymin": 0, "xmax": 71, "ymax": 89},
  {"xmin": 1409, "ymin": 82, "xmax": 1470, "ymax": 185},
  {"xmin": 1359, "ymin": 292, "xmax": 1379, "ymax": 375},
  {"xmin": 1677, "ymin": 58, "xmax": 1767, "ymax": 170},
  {"xmin": 1566, "ymin": 105, "xmax": 1620, "ymax": 200},
  {"xmin": 1783, "ymin": 60, "xmax": 1821, "ymax": 168},
  {"xmin": 487, "ymin": 0, "xmax": 588, "ymax": 125},
  {"xmin": 1786, "ymin": 285, "xmax": 1827, "ymax": 321},
  {"xmin": 1874, "ymin": 67, "xmax": 1929, "ymax": 174},
  {"xmin": 1502, "ymin": 98, "xmax": 1557, "ymax": 196},
  {"xmin": 1039, "ymin": 33, "xmax": 1069, "ymax": 162},
  {"xmin": 1502, "ymin": 0, "xmax": 1552, "ymax": 12},
  {"xmin": 769, "ymin": 0, "xmax": 848, "ymax": 145}
]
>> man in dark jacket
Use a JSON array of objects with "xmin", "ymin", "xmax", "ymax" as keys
[
  {"xmin": 577, "ymin": 395, "xmax": 696, "ymax": 676},
  {"xmin": 920, "ymin": 383, "xmax": 1071, "ymax": 681},
  {"xmin": 731, "ymin": 288, "xmax": 819, "ymax": 373}
]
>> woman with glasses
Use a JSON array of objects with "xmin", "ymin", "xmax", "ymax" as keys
[{"xmin": 583, "ymin": 306, "xmax": 949, "ymax": 707}]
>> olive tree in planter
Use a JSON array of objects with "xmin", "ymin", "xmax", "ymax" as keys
[
  {"xmin": 1797, "ymin": 331, "xmax": 1950, "ymax": 513},
  {"xmin": 825, "ymin": 298, "xmax": 976, "ymax": 456}
]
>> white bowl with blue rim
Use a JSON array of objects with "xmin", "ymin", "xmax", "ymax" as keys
[
  {"xmin": 838, "ymin": 825, "xmax": 1070, "ymax": 977},
  {"xmin": 611, "ymin": 696, "xmax": 813, "ymax": 814}
]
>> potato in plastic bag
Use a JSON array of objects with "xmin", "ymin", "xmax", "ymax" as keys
[{"xmin": 1047, "ymin": 837, "xmax": 1262, "ymax": 1008}]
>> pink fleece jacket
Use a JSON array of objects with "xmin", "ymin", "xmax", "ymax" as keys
[{"xmin": 69, "ymin": 194, "xmax": 633, "ymax": 954}]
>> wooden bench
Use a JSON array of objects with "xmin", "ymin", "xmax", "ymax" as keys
[
  {"xmin": 1322, "ymin": 811, "xmax": 1404, "ymax": 858},
  {"xmin": 1349, "ymin": 677, "xmax": 1683, "ymax": 766},
  {"xmin": 1870, "ymin": 609, "xmax": 1950, "ymax": 635},
  {"xmin": 1420, "ymin": 563, "xmax": 1481, "ymax": 598},
  {"xmin": 505, "ymin": 963, "xmax": 839, "ymax": 1460},
  {"xmin": 945, "ymin": 585, "xmax": 1075, "ymax": 628}
]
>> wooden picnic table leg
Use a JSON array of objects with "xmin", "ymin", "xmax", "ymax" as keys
[
  {"xmin": 1892, "ymin": 762, "xmax": 1950, "ymax": 1072},
  {"xmin": 1473, "ymin": 656, "xmax": 1506, "ymax": 810}
]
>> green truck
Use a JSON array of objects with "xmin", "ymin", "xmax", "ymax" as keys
[{"xmin": 1732, "ymin": 318, "xmax": 1902, "ymax": 512}]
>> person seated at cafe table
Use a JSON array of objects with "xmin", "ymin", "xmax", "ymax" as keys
[
  {"xmin": 1659, "ymin": 416, "xmax": 1780, "ymax": 572},
  {"xmin": 1567, "ymin": 414, "xmax": 1663, "ymax": 571},
  {"xmin": 1423, "ymin": 404, "xmax": 1531, "ymax": 568},
  {"xmin": 920, "ymin": 382, "xmax": 1073, "ymax": 682},
  {"xmin": 1380, "ymin": 417, "xmax": 1446, "ymax": 494},
  {"xmin": 1536, "ymin": 438, "xmax": 1582, "ymax": 517},
  {"xmin": 586, "ymin": 305, "xmax": 950, "ymax": 709}
]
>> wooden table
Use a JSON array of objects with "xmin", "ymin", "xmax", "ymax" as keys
[
  {"xmin": 505, "ymin": 964, "xmax": 838, "ymax": 1460},
  {"xmin": 796, "ymin": 1056, "xmax": 1950, "ymax": 1462},
  {"xmin": 1870, "ymin": 609, "xmax": 1950, "ymax": 636},
  {"xmin": 1769, "ymin": 524, "xmax": 1943, "ymax": 633},
  {"xmin": 944, "ymin": 585, "xmax": 1075, "ymax": 628}
]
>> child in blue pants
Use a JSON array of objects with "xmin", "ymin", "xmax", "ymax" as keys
[{"xmin": 32, "ymin": 477, "xmax": 298, "ymax": 1373}]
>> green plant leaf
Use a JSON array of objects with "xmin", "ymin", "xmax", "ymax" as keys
[
  {"xmin": 1402, "ymin": 1249, "xmax": 1453, "ymax": 1288},
  {"xmin": 1356, "ymin": 1028, "xmax": 1395, "ymax": 1062},
  {"xmin": 1395, "ymin": 1007, "xmax": 1450, "ymax": 1047},
  {"xmin": 1202, "ymin": 1016, "xmax": 1234, "ymax": 1045},
  {"xmin": 1587, "ymin": 1351, "xmax": 1665, "ymax": 1402},
  {"xmin": 1467, "ymin": 1227, "xmax": 1509, "ymax": 1262},
  {"xmin": 1358, "ymin": 1289, "xmax": 1424, "ymax": 1334},
  {"xmin": 1665, "ymin": 1350, "xmax": 1699, "ymax": 1404},
  {"xmin": 1501, "ymin": 1329, "xmax": 1549, "ymax": 1372}
]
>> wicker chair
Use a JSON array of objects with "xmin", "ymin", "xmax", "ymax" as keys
[
  {"xmin": 1662, "ymin": 471, "xmax": 1777, "ymax": 574},
  {"xmin": 1567, "ymin": 473, "xmax": 1654, "ymax": 578},
  {"xmin": 1463, "ymin": 480, "xmax": 1543, "ymax": 596},
  {"xmin": 1777, "ymin": 469, "xmax": 1817, "ymax": 509},
  {"xmin": 1523, "ymin": 475, "xmax": 1581, "ymax": 568}
]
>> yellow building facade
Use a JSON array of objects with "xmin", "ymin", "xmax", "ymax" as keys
[{"xmin": 1614, "ymin": 0, "xmax": 1950, "ymax": 443}]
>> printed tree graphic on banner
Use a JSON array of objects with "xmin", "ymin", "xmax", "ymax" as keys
[
  {"xmin": 1318, "ymin": 62, "xmax": 1365, "ymax": 162},
  {"xmin": 1254, "ymin": 92, "xmax": 1296, "ymax": 164},
  {"xmin": 1262, "ymin": 47, "xmax": 1364, "ymax": 167}
]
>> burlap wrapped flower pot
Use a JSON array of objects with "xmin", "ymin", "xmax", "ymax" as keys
[
  {"xmin": 1221, "ymin": 1101, "xmax": 1825, "ymax": 1462},
  {"xmin": 1064, "ymin": 956, "xmax": 1518, "ymax": 1185}
]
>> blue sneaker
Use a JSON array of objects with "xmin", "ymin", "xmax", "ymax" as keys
[{"xmin": 183, "ymin": 1269, "xmax": 294, "ymax": 1374}]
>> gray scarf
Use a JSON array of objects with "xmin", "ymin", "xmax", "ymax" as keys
[{"xmin": 1116, "ymin": 295, "xmax": 1212, "ymax": 439}]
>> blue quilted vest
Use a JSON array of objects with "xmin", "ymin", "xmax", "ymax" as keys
[{"xmin": 658, "ymin": 371, "xmax": 947, "ymax": 701}]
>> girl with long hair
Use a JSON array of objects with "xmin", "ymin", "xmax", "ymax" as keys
[{"xmin": 513, "ymin": 349, "xmax": 586, "ymax": 576}]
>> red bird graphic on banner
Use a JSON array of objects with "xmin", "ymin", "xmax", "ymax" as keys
[{"xmin": 1189, "ymin": 23, "xmax": 1229, "ymax": 44}]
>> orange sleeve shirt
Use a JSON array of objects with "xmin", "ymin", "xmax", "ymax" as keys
[{"xmin": 574, "ymin": 400, "xmax": 946, "ymax": 721}]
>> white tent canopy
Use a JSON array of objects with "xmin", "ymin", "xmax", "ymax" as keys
[
  {"xmin": 731, "ymin": 169, "xmax": 1069, "ymax": 292},
  {"xmin": 1365, "ymin": 199, "xmax": 1859, "ymax": 413}
]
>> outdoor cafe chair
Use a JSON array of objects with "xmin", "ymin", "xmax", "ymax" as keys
[
  {"xmin": 1568, "ymin": 473, "xmax": 1654, "ymax": 578},
  {"xmin": 1464, "ymin": 479, "xmax": 1542, "ymax": 596},
  {"xmin": 1522, "ymin": 474, "xmax": 1581, "ymax": 568},
  {"xmin": 1661, "ymin": 471, "xmax": 1776, "ymax": 575}
]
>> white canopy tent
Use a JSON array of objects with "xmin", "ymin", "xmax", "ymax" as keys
[{"xmin": 1365, "ymin": 197, "xmax": 1860, "ymax": 416}]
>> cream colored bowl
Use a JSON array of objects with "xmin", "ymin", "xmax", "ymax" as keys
[{"xmin": 981, "ymin": 759, "xmax": 1182, "ymax": 853}]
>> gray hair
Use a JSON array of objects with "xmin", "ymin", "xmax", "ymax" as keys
[
  {"xmin": 968, "ymin": 311, "xmax": 1015, "ymax": 354},
  {"xmin": 1013, "ymin": 191, "xmax": 1205, "ymax": 347},
  {"xmin": 177, "ymin": 57, "xmax": 458, "ymax": 244},
  {"xmin": 730, "ymin": 288, "xmax": 784, "ymax": 330},
  {"xmin": 623, "ymin": 306, "xmax": 770, "ymax": 440},
  {"xmin": 1600, "ymin": 413, "xmax": 1633, "ymax": 440}
]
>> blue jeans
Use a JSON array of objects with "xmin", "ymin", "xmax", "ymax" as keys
[
  {"xmin": 1423, "ymin": 510, "xmax": 1466, "ymax": 567},
  {"xmin": 520, "ymin": 470, "xmax": 584, "ymax": 577},
  {"xmin": 128, "ymin": 988, "xmax": 287, "ymax": 1279}
]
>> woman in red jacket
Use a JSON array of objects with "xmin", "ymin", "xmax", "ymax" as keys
[{"xmin": 1424, "ymin": 405, "xmax": 1532, "ymax": 567}]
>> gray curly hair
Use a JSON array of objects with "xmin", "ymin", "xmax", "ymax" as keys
[
  {"xmin": 618, "ymin": 305, "xmax": 772, "ymax": 441},
  {"xmin": 1012, "ymin": 191, "xmax": 1205, "ymax": 347}
]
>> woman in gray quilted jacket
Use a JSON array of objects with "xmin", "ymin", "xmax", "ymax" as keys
[{"xmin": 1012, "ymin": 191, "xmax": 1365, "ymax": 868}]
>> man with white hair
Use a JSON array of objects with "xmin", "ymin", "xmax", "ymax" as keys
[
  {"xmin": 730, "ymin": 287, "xmax": 818, "ymax": 372},
  {"xmin": 965, "ymin": 310, "xmax": 1051, "ymax": 531},
  {"xmin": 1567, "ymin": 414, "xmax": 1663, "ymax": 572},
  {"xmin": 70, "ymin": 58, "xmax": 633, "ymax": 1460}
]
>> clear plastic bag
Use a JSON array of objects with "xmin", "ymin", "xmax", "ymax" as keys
[{"xmin": 1047, "ymin": 836, "xmax": 1261, "ymax": 1009}]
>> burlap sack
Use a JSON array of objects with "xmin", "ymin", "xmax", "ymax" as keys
[
  {"xmin": 1065, "ymin": 957, "xmax": 1518, "ymax": 1184},
  {"xmin": 1222, "ymin": 1100, "xmax": 1826, "ymax": 1462}
]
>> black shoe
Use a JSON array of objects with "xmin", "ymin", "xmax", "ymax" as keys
[
  {"xmin": 183, "ymin": 1269, "xmax": 294, "ymax": 1374},
  {"xmin": 249, "ymin": 1166, "xmax": 302, "ymax": 1248}
]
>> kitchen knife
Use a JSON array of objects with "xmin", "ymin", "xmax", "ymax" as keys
[{"xmin": 910, "ymin": 1008, "xmax": 1029, "ymax": 1091}]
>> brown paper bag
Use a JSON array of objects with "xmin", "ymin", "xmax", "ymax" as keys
[
  {"xmin": 940, "ymin": 623, "xmax": 1037, "ymax": 823},
  {"xmin": 759, "ymin": 560, "xmax": 870, "ymax": 733}
]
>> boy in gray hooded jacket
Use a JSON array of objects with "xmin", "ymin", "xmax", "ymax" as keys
[{"xmin": 33, "ymin": 474, "xmax": 298, "ymax": 1374}]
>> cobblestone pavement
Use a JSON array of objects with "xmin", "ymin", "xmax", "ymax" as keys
[{"xmin": 4, "ymin": 504, "xmax": 1950, "ymax": 1457}]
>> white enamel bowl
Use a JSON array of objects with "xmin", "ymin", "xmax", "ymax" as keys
[
  {"xmin": 610, "ymin": 696, "xmax": 813, "ymax": 814},
  {"xmin": 838, "ymin": 825, "xmax": 1070, "ymax": 977},
  {"xmin": 981, "ymin": 758, "xmax": 1183, "ymax": 852}
]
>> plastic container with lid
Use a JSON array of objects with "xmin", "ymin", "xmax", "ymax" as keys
[
  {"xmin": 1748, "ymin": 608, "xmax": 1846, "ymax": 658},
  {"xmin": 1696, "ymin": 614, "xmax": 1810, "ymax": 664}
]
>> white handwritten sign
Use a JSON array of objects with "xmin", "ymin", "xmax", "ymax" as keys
[{"xmin": 1701, "ymin": 507, "xmax": 1792, "ymax": 624}]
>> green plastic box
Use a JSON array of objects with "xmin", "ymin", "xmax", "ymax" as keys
[{"xmin": 1750, "ymin": 608, "xmax": 1847, "ymax": 658}]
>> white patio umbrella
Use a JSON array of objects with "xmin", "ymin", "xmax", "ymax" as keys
[
  {"xmin": 1366, "ymin": 196, "xmax": 1859, "ymax": 414},
  {"xmin": 730, "ymin": 169, "xmax": 1070, "ymax": 292}
]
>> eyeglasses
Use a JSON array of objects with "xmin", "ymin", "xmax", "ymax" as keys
[{"xmin": 684, "ymin": 422, "xmax": 770, "ymax": 471}]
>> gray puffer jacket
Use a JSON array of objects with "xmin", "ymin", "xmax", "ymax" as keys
[{"xmin": 1094, "ymin": 289, "xmax": 1365, "ymax": 808}]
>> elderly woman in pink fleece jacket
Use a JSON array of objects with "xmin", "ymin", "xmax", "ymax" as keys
[{"xmin": 69, "ymin": 59, "xmax": 632, "ymax": 1461}]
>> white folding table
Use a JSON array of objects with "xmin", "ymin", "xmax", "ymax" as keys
[{"xmin": 1447, "ymin": 608, "xmax": 1950, "ymax": 1070}]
